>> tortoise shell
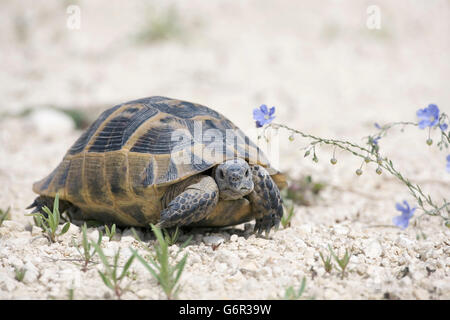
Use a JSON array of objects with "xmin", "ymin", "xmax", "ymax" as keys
[{"xmin": 32, "ymin": 96, "xmax": 286, "ymax": 226}]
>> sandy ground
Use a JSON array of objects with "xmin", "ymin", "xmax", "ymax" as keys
[{"xmin": 0, "ymin": 0, "xmax": 449, "ymax": 299}]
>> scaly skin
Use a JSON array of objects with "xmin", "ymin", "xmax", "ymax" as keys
[
  {"xmin": 247, "ymin": 165, "xmax": 283, "ymax": 235},
  {"xmin": 158, "ymin": 175, "xmax": 219, "ymax": 228}
]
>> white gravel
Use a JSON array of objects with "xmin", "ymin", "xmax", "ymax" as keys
[{"xmin": 1, "ymin": 0, "xmax": 449, "ymax": 300}]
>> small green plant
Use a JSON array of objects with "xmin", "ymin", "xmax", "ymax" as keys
[
  {"xmin": 319, "ymin": 250, "xmax": 333, "ymax": 273},
  {"xmin": 104, "ymin": 224, "xmax": 116, "ymax": 241},
  {"xmin": 280, "ymin": 202, "xmax": 295, "ymax": 228},
  {"xmin": 91, "ymin": 242, "xmax": 135, "ymax": 300},
  {"xmin": 163, "ymin": 226, "xmax": 181, "ymax": 246},
  {"xmin": 14, "ymin": 266, "xmax": 26, "ymax": 282},
  {"xmin": 0, "ymin": 206, "xmax": 11, "ymax": 226},
  {"xmin": 72, "ymin": 223, "xmax": 102, "ymax": 272},
  {"xmin": 282, "ymin": 175, "xmax": 326, "ymax": 207},
  {"xmin": 328, "ymin": 245, "xmax": 352, "ymax": 279},
  {"xmin": 136, "ymin": 5, "xmax": 183, "ymax": 44},
  {"xmin": 130, "ymin": 224, "xmax": 190, "ymax": 300},
  {"xmin": 67, "ymin": 282, "xmax": 75, "ymax": 300},
  {"xmin": 27, "ymin": 194, "xmax": 70, "ymax": 243},
  {"xmin": 283, "ymin": 277, "xmax": 307, "ymax": 300}
]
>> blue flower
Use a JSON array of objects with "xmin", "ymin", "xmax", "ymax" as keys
[
  {"xmin": 417, "ymin": 104, "xmax": 440, "ymax": 129},
  {"xmin": 446, "ymin": 155, "xmax": 450, "ymax": 173},
  {"xmin": 253, "ymin": 104, "xmax": 275, "ymax": 128},
  {"xmin": 372, "ymin": 136, "xmax": 381, "ymax": 145},
  {"xmin": 393, "ymin": 200, "xmax": 416, "ymax": 229},
  {"xmin": 440, "ymin": 122, "xmax": 448, "ymax": 131}
]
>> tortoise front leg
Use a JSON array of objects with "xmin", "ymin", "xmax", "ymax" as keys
[
  {"xmin": 158, "ymin": 175, "xmax": 219, "ymax": 228},
  {"xmin": 247, "ymin": 165, "xmax": 284, "ymax": 235}
]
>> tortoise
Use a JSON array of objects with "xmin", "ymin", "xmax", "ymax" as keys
[{"xmin": 28, "ymin": 96, "xmax": 287, "ymax": 235}]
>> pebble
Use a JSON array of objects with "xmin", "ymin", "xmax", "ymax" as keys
[
  {"xmin": 31, "ymin": 226, "xmax": 43, "ymax": 237},
  {"xmin": 26, "ymin": 108, "xmax": 75, "ymax": 138},
  {"xmin": 136, "ymin": 289, "xmax": 153, "ymax": 299},
  {"xmin": 87, "ymin": 229, "xmax": 102, "ymax": 243},
  {"xmin": 230, "ymin": 234, "xmax": 238, "ymax": 242},
  {"xmin": 217, "ymin": 250, "xmax": 240, "ymax": 268},
  {"xmin": 0, "ymin": 273, "xmax": 16, "ymax": 292},
  {"xmin": 365, "ymin": 240, "xmax": 383, "ymax": 258},
  {"xmin": 215, "ymin": 262, "xmax": 228, "ymax": 273},
  {"xmin": 2, "ymin": 220, "xmax": 24, "ymax": 232},
  {"xmin": 333, "ymin": 225, "xmax": 349, "ymax": 235},
  {"xmin": 203, "ymin": 235, "xmax": 225, "ymax": 246},
  {"xmin": 247, "ymin": 247, "xmax": 260, "ymax": 258},
  {"xmin": 23, "ymin": 262, "xmax": 39, "ymax": 284},
  {"xmin": 395, "ymin": 236, "xmax": 415, "ymax": 248}
]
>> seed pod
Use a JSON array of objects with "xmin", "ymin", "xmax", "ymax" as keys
[
  {"xmin": 330, "ymin": 158, "xmax": 337, "ymax": 165},
  {"xmin": 355, "ymin": 169, "xmax": 363, "ymax": 176}
]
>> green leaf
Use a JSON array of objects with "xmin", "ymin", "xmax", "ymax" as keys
[
  {"xmin": 173, "ymin": 253, "xmax": 188, "ymax": 285},
  {"xmin": 91, "ymin": 242, "xmax": 111, "ymax": 275},
  {"xmin": 53, "ymin": 194, "xmax": 60, "ymax": 216},
  {"xmin": 60, "ymin": 222, "xmax": 70, "ymax": 235},
  {"xmin": 131, "ymin": 248, "xmax": 160, "ymax": 280},
  {"xmin": 119, "ymin": 254, "xmax": 136, "ymax": 281},
  {"xmin": 98, "ymin": 271, "xmax": 113, "ymax": 290}
]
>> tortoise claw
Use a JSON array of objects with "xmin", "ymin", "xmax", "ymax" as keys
[{"xmin": 26, "ymin": 200, "xmax": 38, "ymax": 210}]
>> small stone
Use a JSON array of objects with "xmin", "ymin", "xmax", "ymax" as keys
[
  {"xmin": 324, "ymin": 288, "xmax": 340, "ymax": 299},
  {"xmin": 0, "ymin": 273, "xmax": 16, "ymax": 292},
  {"xmin": 240, "ymin": 261, "xmax": 258, "ymax": 275},
  {"xmin": 87, "ymin": 229, "xmax": 102, "ymax": 243},
  {"xmin": 23, "ymin": 262, "xmax": 39, "ymax": 284},
  {"xmin": 2, "ymin": 221, "xmax": 24, "ymax": 232},
  {"xmin": 31, "ymin": 226, "xmax": 42, "ymax": 237},
  {"xmin": 136, "ymin": 289, "xmax": 153, "ymax": 299},
  {"xmin": 230, "ymin": 234, "xmax": 238, "ymax": 242},
  {"xmin": 8, "ymin": 256, "xmax": 23, "ymax": 268},
  {"xmin": 215, "ymin": 262, "xmax": 228, "ymax": 273},
  {"xmin": 31, "ymin": 236, "xmax": 49, "ymax": 246},
  {"xmin": 247, "ymin": 247, "xmax": 260, "ymax": 258},
  {"xmin": 333, "ymin": 225, "xmax": 349, "ymax": 235},
  {"xmin": 203, "ymin": 235, "xmax": 225, "ymax": 246},
  {"xmin": 294, "ymin": 238, "xmax": 307, "ymax": 248},
  {"xmin": 26, "ymin": 108, "xmax": 75, "ymax": 138},
  {"xmin": 297, "ymin": 224, "xmax": 312, "ymax": 237},
  {"xmin": 413, "ymin": 289, "xmax": 429, "ymax": 300},
  {"xmin": 217, "ymin": 250, "xmax": 240, "ymax": 268},
  {"xmin": 395, "ymin": 236, "xmax": 415, "ymax": 248},
  {"xmin": 365, "ymin": 240, "xmax": 383, "ymax": 258}
]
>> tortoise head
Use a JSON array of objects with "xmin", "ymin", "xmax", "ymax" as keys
[{"xmin": 214, "ymin": 158, "xmax": 254, "ymax": 200}]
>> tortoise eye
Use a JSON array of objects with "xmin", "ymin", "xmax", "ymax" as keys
[
  {"xmin": 219, "ymin": 169, "xmax": 225, "ymax": 179},
  {"xmin": 245, "ymin": 169, "xmax": 249, "ymax": 177}
]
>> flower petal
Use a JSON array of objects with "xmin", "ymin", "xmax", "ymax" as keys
[
  {"xmin": 253, "ymin": 108, "xmax": 264, "ymax": 121},
  {"xmin": 427, "ymin": 104, "xmax": 439, "ymax": 117},
  {"xmin": 260, "ymin": 104, "xmax": 268, "ymax": 114},
  {"xmin": 395, "ymin": 202, "xmax": 407, "ymax": 213},
  {"xmin": 268, "ymin": 106, "xmax": 276, "ymax": 116},
  {"xmin": 393, "ymin": 215, "xmax": 409, "ymax": 229}
]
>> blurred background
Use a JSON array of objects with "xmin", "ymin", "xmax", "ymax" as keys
[{"xmin": 0, "ymin": 0, "xmax": 449, "ymax": 221}]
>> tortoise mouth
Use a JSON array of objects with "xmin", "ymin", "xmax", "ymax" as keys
[{"xmin": 220, "ymin": 187, "xmax": 252, "ymax": 200}]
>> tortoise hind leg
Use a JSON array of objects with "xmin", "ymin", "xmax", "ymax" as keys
[
  {"xmin": 158, "ymin": 175, "xmax": 219, "ymax": 228},
  {"xmin": 27, "ymin": 196, "xmax": 57, "ymax": 214},
  {"xmin": 27, "ymin": 195, "xmax": 73, "ymax": 219}
]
